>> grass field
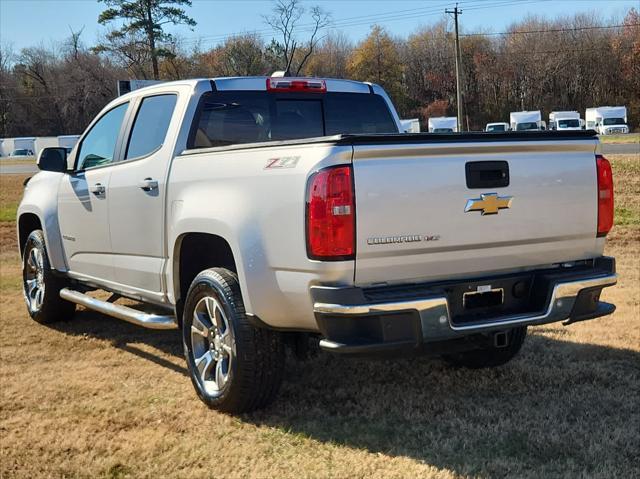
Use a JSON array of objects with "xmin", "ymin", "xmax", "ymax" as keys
[
  {"xmin": 0, "ymin": 157, "xmax": 36, "ymax": 167},
  {"xmin": 599, "ymin": 132, "xmax": 640, "ymax": 144},
  {"xmin": 1, "ymin": 155, "xmax": 638, "ymax": 478}
]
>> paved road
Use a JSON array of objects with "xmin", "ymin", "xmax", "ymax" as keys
[
  {"xmin": 1, "ymin": 141, "xmax": 637, "ymax": 175},
  {"xmin": 0, "ymin": 162, "xmax": 38, "ymax": 175},
  {"xmin": 601, "ymin": 143, "xmax": 640, "ymax": 155}
]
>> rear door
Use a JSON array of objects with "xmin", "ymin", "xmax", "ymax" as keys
[
  {"xmin": 107, "ymin": 93, "xmax": 179, "ymax": 296},
  {"xmin": 352, "ymin": 138, "xmax": 601, "ymax": 286}
]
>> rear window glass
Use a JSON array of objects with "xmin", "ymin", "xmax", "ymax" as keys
[
  {"xmin": 189, "ymin": 91, "xmax": 397, "ymax": 149},
  {"xmin": 274, "ymin": 100, "xmax": 323, "ymax": 139},
  {"xmin": 324, "ymin": 94, "xmax": 398, "ymax": 135}
]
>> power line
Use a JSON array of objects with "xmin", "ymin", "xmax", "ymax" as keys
[
  {"xmin": 177, "ymin": 0, "xmax": 534, "ymax": 47},
  {"xmin": 461, "ymin": 23, "xmax": 638, "ymax": 36},
  {"xmin": 177, "ymin": 1, "xmax": 457, "ymax": 46}
]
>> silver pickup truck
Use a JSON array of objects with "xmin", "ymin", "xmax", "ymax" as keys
[{"xmin": 18, "ymin": 76, "xmax": 617, "ymax": 412}]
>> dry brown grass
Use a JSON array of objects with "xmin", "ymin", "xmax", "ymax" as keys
[{"xmin": 1, "ymin": 155, "xmax": 639, "ymax": 478}]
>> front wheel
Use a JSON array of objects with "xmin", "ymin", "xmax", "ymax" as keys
[
  {"xmin": 183, "ymin": 268, "xmax": 284, "ymax": 413},
  {"xmin": 22, "ymin": 229, "xmax": 75, "ymax": 323},
  {"xmin": 442, "ymin": 327, "xmax": 527, "ymax": 369}
]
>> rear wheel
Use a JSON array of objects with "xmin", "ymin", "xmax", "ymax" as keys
[
  {"xmin": 22, "ymin": 229, "xmax": 75, "ymax": 323},
  {"xmin": 183, "ymin": 268, "xmax": 284, "ymax": 413},
  {"xmin": 442, "ymin": 327, "xmax": 527, "ymax": 369}
]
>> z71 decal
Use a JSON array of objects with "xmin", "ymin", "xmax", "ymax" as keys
[{"xmin": 265, "ymin": 156, "xmax": 300, "ymax": 169}]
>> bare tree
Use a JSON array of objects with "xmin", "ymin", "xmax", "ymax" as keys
[
  {"xmin": 264, "ymin": 0, "xmax": 330, "ymax": 75},
  {"xmin": 0, "ymin": 42, "xmax": 16, "ymax": 136},
  {"xmin": 94, "ymin": 29, "xmax": 153, "ymax": 79}
]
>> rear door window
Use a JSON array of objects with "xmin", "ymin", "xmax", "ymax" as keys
[{"xmin": 126, "ymin": 94, "xmax": 177, "ymax": 160}]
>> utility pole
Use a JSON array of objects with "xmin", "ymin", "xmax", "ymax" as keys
[{"xmin": 446, "ymin": 4, "xmax": 463, "ymax": 132}]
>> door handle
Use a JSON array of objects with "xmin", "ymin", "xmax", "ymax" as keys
[
  {"xmin": 138, "ymin": 178, "xmax": 158, "ymax": 191},
  {"xmin": 89, "ymin": 183, "xmax": 106, "ymax": 196}
]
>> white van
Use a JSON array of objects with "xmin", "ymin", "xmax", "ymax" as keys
[
  {"xmin": 549, "ymin": 111, "xmax": 582, "ymax": 131},
  {"xmin": 510, "ymin": 111, "xmax": 543, "ymax": 131},
  {"xmin": 428, "ymin": 117, "xmax": 457, "ymax": 133},
  {"xmin": 585, "ymin": 107, "xmax": 628, "ymax": 135}
]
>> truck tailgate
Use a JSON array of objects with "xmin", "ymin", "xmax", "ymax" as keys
[{"xmin": 352, "ymin": 138, "xmax": 601, "ymax": 286}]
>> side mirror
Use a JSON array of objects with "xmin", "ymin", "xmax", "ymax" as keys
[{"xmin": 38, "ymin": 147, "xmax": 68, "ymax": 173}]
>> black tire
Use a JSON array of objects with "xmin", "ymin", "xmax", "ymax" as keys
[
  {"xmin": 182, "ymin": 268, "xmax": 284, "ymax": 413},
  {"xmin": 442, "ymin": 327, "xmax": 527, "ymax": 369},
  {"xmin": 22, "ymin": 229, "xmax": 76, "ymax": 323}
]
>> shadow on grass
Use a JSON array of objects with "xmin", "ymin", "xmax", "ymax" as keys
[
  {"xmin": 48, "ymin": 312, "xmax": 640, "ymax": 476},
  {"xmin": 48, "ymin": 309, "xmax": 187, "ymax": 375}
]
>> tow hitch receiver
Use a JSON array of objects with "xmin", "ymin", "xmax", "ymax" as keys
[{"xmin": 493, "ymin": 331, "xmax": 508, "ymax": 348}]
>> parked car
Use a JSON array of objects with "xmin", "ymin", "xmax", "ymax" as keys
[
  {"xmin": 18, "ymin": 76, "xmax": 617, "ymax": 412},
  {"xmin": 485, "ymin": 122, "xmax": 509, "ymax": 132},
  {"xmin": 10, "ymin": 149, "xmax": 34, "ymax": 157}
]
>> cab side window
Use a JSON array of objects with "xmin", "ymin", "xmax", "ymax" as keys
[
  {"xmin": 77, "ymin": 102, "xmax": 128, "ymax": 170},
  {"xmin": 125, "ymin": 94, "xmax": 177, "ymax": 160}
]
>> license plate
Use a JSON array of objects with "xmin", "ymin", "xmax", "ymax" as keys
[{"xmin": 463, "ymin": 288, "xmax": 504, "ymax": 309}]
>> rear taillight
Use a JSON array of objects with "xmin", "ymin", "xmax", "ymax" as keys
[
  {"xmin": 266, "ymin": 78, "xmax": 327, "ymax": 93},
  {"xmin": 306, "ymin": 165, "xmax": 355, "ymax": 260},
  {"xmin": 596, "ymin": 155, "xmax": 614, "ymax": 237}
]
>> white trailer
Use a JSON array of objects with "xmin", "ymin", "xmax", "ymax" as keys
[
  {"xmin": 485, "ymin": 122, "xmax": 509, "ymax": 132},
  {"xmin": 510, "ymin": 111, "xmax": 543, "ymax": 131},
  {"xmin": 58, "ymin": 135, "xmax": 81, "ymax": 152},
  {"xmin": 34, "ymin": 137, "xmax": 59, "ymax": 157},
  {"xmin": 549, "ymin": 111, "xmax": 581, "ymax": 131},
  {"xmin": 117, "ymin": 79, "xmax": 165, "ymax": 96},
  {"xmin": 400, "ymin": 118, "xmax": 420, "ymax": 133},
  {"xmin": 428, "ymin": 117, "xmax": 457, "ymax": 133},
  {"xmin": 585, "ymin": 106, "xmax": 628, "ymax": 135}
]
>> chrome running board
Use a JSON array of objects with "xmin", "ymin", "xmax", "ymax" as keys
[{"xmin": 60, "ymin": 288, "xmax": 177, "ymax": 330}]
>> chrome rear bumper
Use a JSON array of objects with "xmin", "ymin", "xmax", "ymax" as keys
[{"xmin": 312, "ymin": 259, "xmax": 617, "ymax": 355}]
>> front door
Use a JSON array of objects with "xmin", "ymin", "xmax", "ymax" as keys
[{"xmin": 57, "ymin": 102, "xmax": 129, "ymax": 283}]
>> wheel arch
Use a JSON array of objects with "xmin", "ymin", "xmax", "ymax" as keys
[
  {"xmin": 172, "ymin": 232, "xmax": 242, "ymax": 322},
  {"xmin": 17, "ymin": 213, "xmax": 43, "ymax": 256}
]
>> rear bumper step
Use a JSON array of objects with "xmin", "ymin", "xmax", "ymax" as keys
[
  {"xmin": 60, "ymin": 288, "xmax": 177, "ymax": 330},
  {"xmin": 312, "ymin": 258, "xmax": 617, "ymax": 355}
]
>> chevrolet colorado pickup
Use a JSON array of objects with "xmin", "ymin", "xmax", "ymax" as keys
[{"xmin": 18, "ymin": 77, "xmax": 617, "ymax": 412}]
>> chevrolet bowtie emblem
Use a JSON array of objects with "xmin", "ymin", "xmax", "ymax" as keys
[{"xmin": 465, "ymin": 193, "xmax": 513, "ymax": 215}]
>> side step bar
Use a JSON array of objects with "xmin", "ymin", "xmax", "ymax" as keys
[{"xmin": 60, "ymin": 288, "xmax": 177, "ymax": 330}]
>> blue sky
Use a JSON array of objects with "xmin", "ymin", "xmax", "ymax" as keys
[{"xmin": 0, "ymin": 0, "xmax": 636, "ymax": 51}]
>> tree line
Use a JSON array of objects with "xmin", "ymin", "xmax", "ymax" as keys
[{"xmin": 0, "ymin": 0, "xmax": 637, "ymax": 137}]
